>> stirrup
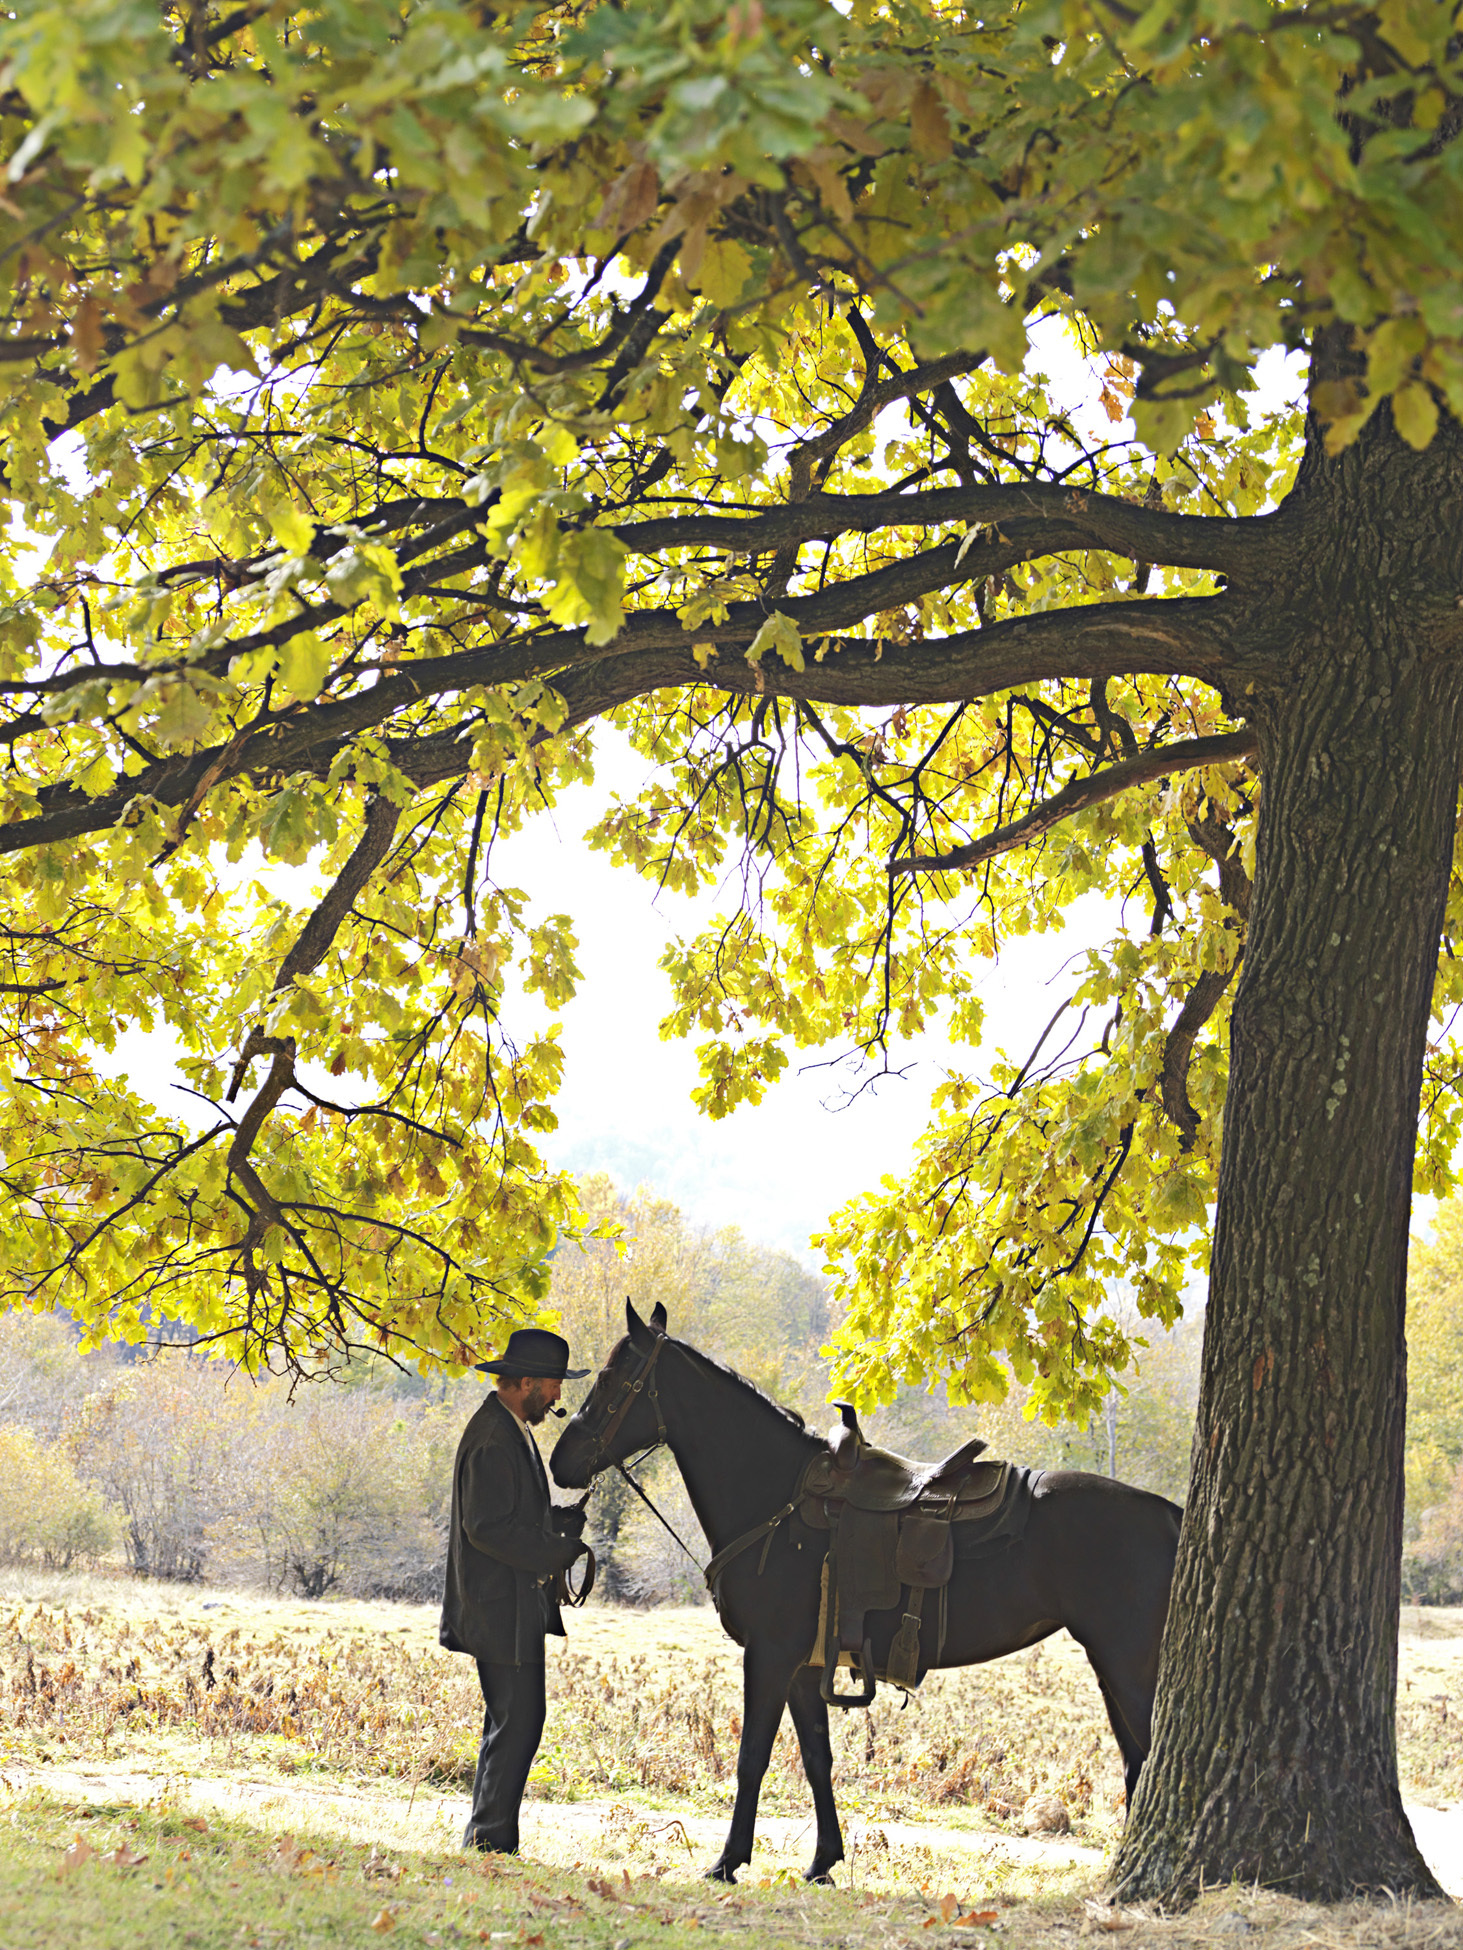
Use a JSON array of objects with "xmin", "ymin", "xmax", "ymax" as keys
[{"xmin": 820, "ymin": 1638, "xmax": 877, "ymax": 1708}]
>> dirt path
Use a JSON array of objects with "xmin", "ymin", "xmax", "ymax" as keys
[
  {"xmin": 0, "ymin": 1757, "xmax": 1104, "ymax": 1874},
  {"xmin": 9, "ymin": 1756, "xmax": 1463, "ymax": 1903}
]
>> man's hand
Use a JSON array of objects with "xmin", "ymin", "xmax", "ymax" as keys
[{"xmin": 552, "ymin": 1503, "xmax": 588, "ymax": 1540}]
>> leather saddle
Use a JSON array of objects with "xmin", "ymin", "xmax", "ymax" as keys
[
  {"xmin": 801, "ymin": 1402, "xmax": 997, "ymax": 1511},
  {"xmin": 799, "ymin": 1405, "xmax": 1015, "ymax": 1708}
]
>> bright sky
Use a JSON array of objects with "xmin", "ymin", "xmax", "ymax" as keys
[{"xmin": 485, "ymin": 733, "xmax": 1117, "ymax": 1263}]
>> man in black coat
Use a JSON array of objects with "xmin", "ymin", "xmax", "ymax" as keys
[{"xmin": 440, "ymin": 1328, "xmax": 591, "ymax": 1854}]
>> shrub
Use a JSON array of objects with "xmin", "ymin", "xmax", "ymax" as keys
[
  {"xmin": 0, "ymin": 1424, "xmax": 119, "ymax": 1568},
  {"xmin": 72, "ymin": 1362, "xmax": 247, "ymax": 1581},
  {"xmin": 1403, "ymin": 1466, "xmax": 1463, "ymax": 1604},
  {"xmin": 217, "ymin": 1391, "xmax": 446, "ymax": 1601}
]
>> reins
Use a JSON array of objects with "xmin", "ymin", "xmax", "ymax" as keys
[
  {"xmin": 615, "ymin": 1449, "xmax": 703, "ymax": 1568},
  {"xmin": 580, "ymin": 1330, "xmax": 702, "ymax": 1569},
  {"xmin": 577, "ymin": 1328, "xmax": 808, "ymax": 1587}
]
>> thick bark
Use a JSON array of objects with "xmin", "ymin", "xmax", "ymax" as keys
[{"xmin": 1113, "ymin": 398, "xmax": 1463, "ymax": 1903}]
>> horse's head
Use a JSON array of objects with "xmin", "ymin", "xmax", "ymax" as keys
[{"xmin": 549, "ymin": 1298, "xmax": 670, "ymax": 1490}]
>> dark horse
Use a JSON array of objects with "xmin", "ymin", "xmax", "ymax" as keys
[{"xmin": 551, "ymin": 1303, "xmax": 1181, "ymax": 1885}]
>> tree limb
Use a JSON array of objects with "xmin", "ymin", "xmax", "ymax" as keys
[
  {"xmin": 890, "ymin": 729, "xmax": 1258, "ymax": 875},
  {"xmin": 616, "ymin": 482, "xmax": 1274, "ymax": 573},
  {"xmin": 272, "ymin": 793, "xmax": 402, "ymax": 992},
  {"xmin": 1159, "ymin": 809, "xmax": 1254, "ymax": 1149},
  {"xmin": 0, "ymin": 580, "xmax": 1251, "ymax": 859}
]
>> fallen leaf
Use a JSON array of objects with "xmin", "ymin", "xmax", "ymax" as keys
[
  {"xmin": 182, "ymin": 1817, "xmax": 209, "ymax": 1833},
  {"xmin": 519, "ymin": 1936, "xmax": 544, "ymax": 1947},
  {"xmin": 1080, "ymin": 1911, "xmax": 1136, "ymax": 1935},
  {"xmin": 60, "ymin": 1836, "xmax": 94, "ymax": 1875},
  {"xmin": 369, "ymin": 1908, "xmax": 396, "ymax": 1933},
  {"xmin": 272, "ymin": 1834, "xmax": 316, "ymax": 1874},
  {"xmin": 108, "ymin": 1843, "xmax": 149, "ymax": 1870}
]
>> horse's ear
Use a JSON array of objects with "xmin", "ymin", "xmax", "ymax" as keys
[
  {"xmin": 649, "ymin": 1301, "xmax": 668, "ymax": 1334},
  {"xmin": 626, "ymin": 1297, "xmax": 651, "ymax": 1344}
]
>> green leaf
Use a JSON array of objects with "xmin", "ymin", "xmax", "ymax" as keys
[
  {"xmin": 745, "ymin": 612, "xmax": 804, "ymax": 672},
  {"xmin": 546, "ymin": 529, "xmax": 627, "ymax": 646},
  {"xmin": 695, "ymin": 240, "xmax": 752, "ymax": 308},
  {"xmin": 278, "ymin": 632, "xmax": 333, "ymax": 702},
  {"xmin": 1392, "ymin": 383, "xmax": 1439, "ymax": 452}
]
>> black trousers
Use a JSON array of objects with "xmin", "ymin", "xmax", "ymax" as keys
[{"xmin": 464, "ymin": 1659, "xmax": 546, "ymax": 1854}]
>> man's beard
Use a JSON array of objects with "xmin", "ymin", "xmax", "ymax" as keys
[{"xmin": 520, "ymin": 1383, "xmax": 554, "ymax": 1425}]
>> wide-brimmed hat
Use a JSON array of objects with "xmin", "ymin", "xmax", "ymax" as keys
[{"xmin": 475, "ymin": 1328, "xmax": 588, "ymax": 1380}]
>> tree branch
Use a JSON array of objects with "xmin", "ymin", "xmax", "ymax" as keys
[
  {"xmin": 616, "ymin": 482, "xmax": 1274, "ymax": 574},
  {"xmin": 272, "ymin": 793, "xmax": 402, "ymax": 992},
  {"xmin": 1160, "ymin": 809, "xmax": 1254, "ymax": 1149},
  {"xmin": 889, "ymin": 729, "xmax": 1258, "ymax": 876}
]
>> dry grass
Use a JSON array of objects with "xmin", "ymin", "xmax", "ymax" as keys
[
  {"xmin": 3, "ymin": 1576, "xmax": 1461, "ymax": 1829},
  {"xmin": 3, "ymin": 1572, "xmax": 1463, "ymax": 1946},
  {"xmin": 0, "ymin": 1574, "xmax": 1126, "ymax": 1839}
]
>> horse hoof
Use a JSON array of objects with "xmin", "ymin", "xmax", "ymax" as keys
[
  {"xmin": 705, "ymin": 1863, "xmax": 738, "ymax": 1884},
  {"xmin": 805, "ymin": 1868, "xmax": 835, "ymax": 1885}
]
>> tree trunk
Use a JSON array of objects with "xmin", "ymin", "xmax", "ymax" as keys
[{"xmin": 1113, "ymin": 399, "xmax": 1463, "ymax": 1903}]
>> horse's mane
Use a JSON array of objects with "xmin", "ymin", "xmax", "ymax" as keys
[
  {"xmin": 677, "ymin": 1339, "xmax": 821, "ymax": 1440},
  {"xmin": 614, "ymin": 1332, "xmax": 822, "ymax": 1445}
]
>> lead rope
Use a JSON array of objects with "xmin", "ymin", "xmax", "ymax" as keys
[
  {"xmin": 613, "ymin": 1452, "xmax": 703, "ymax": 1568},
  {"xmin": 585, "ymin": 1335, "xmax": 798, "ymax": 1583},
  {"xmin": 606, "ymin": 1338, "xmax": 703, "ymax": 1567}
]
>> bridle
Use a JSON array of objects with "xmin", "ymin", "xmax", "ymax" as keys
[
  {"xmin": 582, "ymin": 1330, "xmax": 669, "ymax": 1466},
  {"xmin": 577, "ymin": 1331, "xmax": 699, "ymax": 1568}
]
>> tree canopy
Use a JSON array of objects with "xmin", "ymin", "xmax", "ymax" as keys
[
  {"xmin": 6, "ymin": 0, "xmax": 1463, "ymax": 1903},
  {"xmin": 5, "ymin": 0, "xmax": 1457, "ymax": 1403}
]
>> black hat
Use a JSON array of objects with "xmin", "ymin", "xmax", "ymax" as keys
[{"xmin": 475, "ymin": 1328, "xmax": 588, "ymax": 1380}]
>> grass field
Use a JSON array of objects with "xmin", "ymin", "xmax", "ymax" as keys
[{"xmin": 3, "ymin": 1573, "xmax": 1463, "ymax": 1948}]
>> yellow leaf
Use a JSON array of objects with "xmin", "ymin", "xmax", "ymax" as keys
[
  {"xmin": 745, "ymin": 611, "xmax": 804, "ymax": 672},
  {"xmin": 268, "ymin": 503, "xmax": 316, "ymax": 556},
  {"xmin": 278, "ymin": 631, "xmax": 333, "ymax": 701},
  {"xmin": 369, "ymin": 1907, "xmax": 396, "ymax": 1932},
  {"xmin": 691, "ymin": 642, "xmax": 718, "ymax": 669},
  {"xmin": 695, "ymin": 240, "xmax": 751, "ymax": 308},
  {"xmin": 910, "ymin": 83, "xmax": 952, "ymax": 161},
  {"xmin": 1392, "ymin": 383, "xmax": 1439, "ymax": 452}
]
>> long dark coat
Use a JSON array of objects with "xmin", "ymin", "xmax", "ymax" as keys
[{"xmin": 439, "ymin": 1393, "xmax": 584, "ymax": 1666}]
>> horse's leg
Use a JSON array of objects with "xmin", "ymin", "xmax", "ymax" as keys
[
  {"xmin": 705, "ymin": 1638, "xmax": 804, "ymax": 1884},
  {"xmin": 785, "ymin": 1665, "xmax": 844, "ymax": 1883},
  {"xmin": 1093, "ymin": 1670, "xmax": 1151, "ymax": 1811}
]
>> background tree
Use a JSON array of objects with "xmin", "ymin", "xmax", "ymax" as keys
[
  {"xmin": 550, "ymin": 1175, "xmax": 830, "ymax": 1596},
  {"xmin": 1403, "ymin": 1199, "xmax": 1463, "ymax": 1518},
  {"xmin": 219, "ymin": 1391, "xmax": 448, "ymax": 1600},
  {"xmin": 0, "ymin": 1423, "xmax": 118, "ymax": 1570},
  {"xmin": 73, "ymin": 1362, "xmax": 245, "ymax": 1581},
  {"xmin": 1, "ymin": 0, "xmax": 1462, "ymax": 1902}
]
